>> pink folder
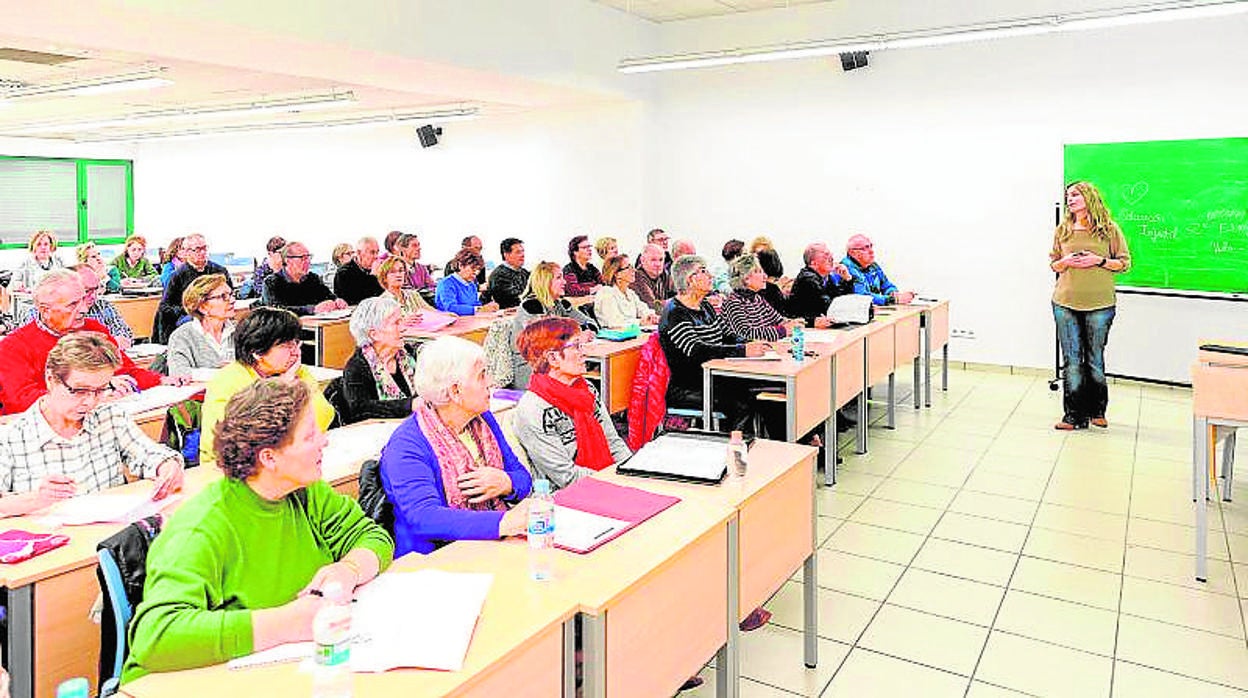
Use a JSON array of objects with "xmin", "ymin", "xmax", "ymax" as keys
[
  {"xmin": 405, "ymin": 311, "xmax": 458, "ymax": 333},
  {"xmin": 552, "ymin": 478, "xmax": 680, "ymax": 553}
]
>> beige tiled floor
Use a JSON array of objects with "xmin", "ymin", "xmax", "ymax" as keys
[{"xmin": 687, "ymin": 366, "xmax": 1248, "ymax": 697}]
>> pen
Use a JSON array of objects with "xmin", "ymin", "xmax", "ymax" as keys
[{"xmin": 592, "ymin": 528, "xmax": 614, "ymax": 541}]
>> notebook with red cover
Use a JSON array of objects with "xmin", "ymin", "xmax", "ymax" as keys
[
  {"xmin": 0, "ymin": 529, "xmax": 71, "ymax": 564},
  {"xmin": 550, "ymin": 478, "xmax": 680, "ymax": 553}
]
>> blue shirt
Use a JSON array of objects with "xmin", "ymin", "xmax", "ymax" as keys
[
  {"xmin": 842, "ymin": 256, "xmax": 898, "ymax": 306},
  {"xmin": 435, "ymin": 274, "xmax": 482, "ymax": 316},
  {"xmin": 379, "ymin": 411, "xmax": 532, "ymax": 556}
]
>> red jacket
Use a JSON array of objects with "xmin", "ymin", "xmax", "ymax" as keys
[
  {"xmin": 626, "ymin": 333, "xmax": 672, "ymax": 451},
  {"xmin": 0, "ymin": 319, "xmax": 162, "ymax": 415}
]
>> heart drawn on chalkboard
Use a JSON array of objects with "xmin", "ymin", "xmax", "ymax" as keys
[{"xmin": 1120, "ymin": 181, "xmax": 1150, "ymax": 206}]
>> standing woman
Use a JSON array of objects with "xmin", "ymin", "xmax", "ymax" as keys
[{"xmin": 1049, "ymin": 181, "xmax": 1131, "ymax": 430}]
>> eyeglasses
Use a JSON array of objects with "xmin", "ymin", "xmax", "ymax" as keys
[
  {"xmin": 849, "ymin": 244, "xmax": 874, "ymax": 251},
  {"xmin": 285, "ymin": 254, "xmax": 311, "ymax": 261},
  {"xmin": 57, "ymin": 377, "xmax": 114, "ymax": 399},
  {"xmin": 558, "ymin": 339, "xmax": 588, "ymax": 353},
  {"xmin": 183, "ymin": 245, "xmax": 207, "ymax": 253},
  {"xmin": 205, "ymin": 291, "xmax": 233, "ymax": 302}
]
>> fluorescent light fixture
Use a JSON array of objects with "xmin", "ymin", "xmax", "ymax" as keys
[
  {"xmin": 72, "ymin": 107, "xmax": 480, "ymax": 143},
  {"xmin": 3, "ymin": 67, "xmax": 172, "ymax": 98},
  {"xmin": 5, "ymin": 91, "xmax": 357, "ymax": 135},
  {"xmin": 618, "ymin": 0, "xmax": 1248, "ymax": 73}
]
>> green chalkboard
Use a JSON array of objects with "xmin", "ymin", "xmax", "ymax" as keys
[{"xmin": 1063, "ymin": 138, "xmax": 1248, "ymax": 295}]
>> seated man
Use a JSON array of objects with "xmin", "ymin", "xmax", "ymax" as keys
[
  {"xmin": 0, "ymin": 270, "xmax": 184, "ymax": 416},
  {"xmin": 631, "ymin": 243, "xmax": 674, "ymax": 313},
  {"xmin": 20, "ymin": 265, "xmax": 134, "ymax": 348},
  {"xmin": 332, "ymin": 236, "xmax": 384, "ymax": 305},
  {"xmin": 842, "ymin": 234, "xmax": 915, "ymax": 305},
  {"xmin": 788, "ymin": 242, "xmax": 853, "ymax": 327},
  {"xmin": 0, "ymin": 332, "xmax": 184, "ymax": 517},
  {"xmin": 156, "ymin": 234, "xmax": 233, "ymax": 343},
  {"xmin": 123, "ymin": 379, "xmax": 392, "ymax": 681},
  {"xmin": 262, "ymin": 241, "xmax": 348, "ymax": 316},
  {"xmin": 486, "ymin": 237, "xmax": 529, "ymax": 310}
]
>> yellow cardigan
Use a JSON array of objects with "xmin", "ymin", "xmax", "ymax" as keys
[{"xmin": 199, "ymin": 362, "xmax": 335, "ymax": 465}]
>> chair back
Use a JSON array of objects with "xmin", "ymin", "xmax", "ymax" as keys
[
  {"xmin": 357, "ymin": 458, "xmax": 394, "ymax": 535},
  {"xmin": 95, "ymin": 515, "xmax": 163, "ymax": 695},
  {"xmin": 324, "ymin": 376, "xmax": 351, "ymax": 427}
]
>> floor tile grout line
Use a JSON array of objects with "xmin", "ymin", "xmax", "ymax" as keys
[{"xmin": 1109, "ymin": 393, "xmax": 1143, "ymax": 696}]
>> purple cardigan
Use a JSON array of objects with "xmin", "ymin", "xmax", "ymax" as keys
[{"xmin": 379, "ymin": 410, "xmax": 533, "ymax": 556}]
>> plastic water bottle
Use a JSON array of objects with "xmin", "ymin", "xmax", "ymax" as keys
[
  {"xmin": 727, "ymin": 430, "xmax": 749, "ymax": 478},
  {"xmin": 56, "ymin": 678, "xmax": 89, "ymax": 698},
  {"xmin": 791, "ymin": 324, "xmax": 806, "ymax": 362},
  {"xmin": 528, "ymin": 479, "xmax": 556, "ymax": 581},
  {"xmin": 312, "ymin": 581, "xmax": 354, "ymax": 698}
]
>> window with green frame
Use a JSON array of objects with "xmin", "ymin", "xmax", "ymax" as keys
[{"xmin": 0, "ymin": 155, "xmax": 134, "ymax": 249}]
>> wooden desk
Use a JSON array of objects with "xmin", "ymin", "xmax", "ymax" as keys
[
  {"xmin": 875, "ymin": 306, "xmax": 924, "ymax": 409},
  {"xmin": 919, "ymin": 300, "xmax": 951, "ymax": 407},
  {"xmin": 598, "ymin": 439, "xmax": 820, "ymax": 692},
  {"xmin": 1192, "ymin": 344, "xmax": 1248, "ymax": 582},
  {"xmin": 582, "ymin": 335, "xmax": 647, "ymax": 414},
  {"xmin": 701, "ymin": 352, "xmax": 833, "ymax": 446},
  {"xmin": 0, "ymin": 420, "xmax": 391, "ymax": 698},
  {"xmin": 403, "ymin": 313, "xmax": 501, "ymax": 346},
  {"xmin": 300, "ymin": 312, "xmax": 355, "ymax": 369},
  {"xmin": 122, "ymin": 544, "xmax": 578, "ymax": 698},
  {"xmin": 109, "ymin": 294, "xmax": 162, "ymax": 341},
  {"xmin": 807, "ymin": 329, "xmax": 867, "ymax": 484}
]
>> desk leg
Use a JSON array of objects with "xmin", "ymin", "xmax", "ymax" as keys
[
  {"xmin": 716, "ymin": 518, "xmax": 741, "ymax": 698},
  {"xmin": 703, "ymin": 368, "xmax": 714, "ymax": 432},
  {"xmin": 923, "ymin": 317, "xmax": 932, "ymax": 408},
  {"xmin": 785, "ymin": 376, "xmax": 797, "ymax": 443},
  {"xmin": 913, "ymin": 357, "xmax": 921, "ymax": 410},
  {"xmin": 942, "ymin": 344, "xmax": 949, "ymax": 391},
  {"xmin": 804, "ymin": 477, "xmax": 818, "ymax": 668},
  {"xmin": 582, "ymin": 612, "xmax": 607, "ymax": 698},
  {"xmin": 1196, "ymin": 416, "xmax": 1209, "ymax": 583},
  {"xmin": 599, "ymin": 358, "xmax": 611, "ymax": 414},
  {"xmin": 826, "ymin": 368, "xmax": 838, "ymax": 487},
  {"xmin": 1222, "ymin": 429, "xmax": 1236, "ymax": 503},
  {"xmin": 563, "ymin": 617, "xmax": 577, "ymax": 698},
  {"xmin": 886, "ymin": 373, "xmax": 896, "ymax": 429},
  {"xmin": 856, "ymin": 358, "xmax": 868, "ymax": 455},
  {"xmin": 7, "ymin": 585, "xmax": 33, "ymax": 698}
]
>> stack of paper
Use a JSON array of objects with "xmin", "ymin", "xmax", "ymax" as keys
[
  {"xmin": 112, "ymin": 384, "xmax": 205, "ymax": 415},
  {"xmin": 44, "ymin": 490, "xmax": 181, "ymax": 526},
  {"xmin": 552, "ymin": 506, "xmax": 629, "ymax": 553},
  {"xmin": 802, "ymin": 329, "xmax": 844, "ymax": 344},
  {"xmin": 403, "ymin": 312, "xmax": 458, "ymax": 334},
  {"xmin": 322, "ymin": 421, "xmax": 404, "ymax": 465},
  {"xmin": 726, "ymin": 350, "xmax": 783, "ymax": 362},
  {"xmin": 125, "ymin": 343, "xmax": 167, "ymax": 359},
  {"xmin": 312, "ymin": 308, "xmax": 353, "ymax": 320}
]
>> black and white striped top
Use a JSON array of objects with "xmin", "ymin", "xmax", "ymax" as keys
[
  {"xmin": 658, "ymin": 298, "xmax": 745, "ymax": 395},
  {"xmin": 721, "ymin": 289, "xmax": 789, "ymax": 342}
]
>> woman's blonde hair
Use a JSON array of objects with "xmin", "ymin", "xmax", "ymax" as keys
[
  {"xmin": 524, "ymin": 261, "xmax": 561, "ymax": 308},
  {"xmin": 332, "ymin": 243, "xmax": 353, "ymax": 265},
  {"xmin": 594, "ymin": 236, "xmax": 618, "ymax": 259},
  {"xmin": 76, "ymin": 241, "xmax": 99, "ymax": 264},
  {"xmin": 182, "ymin": 273, "xmax": 229, "ymax": 318},
  {"xmin": 28, "ymin": 230, "xmax": 57, "ymax": 253},
  {"xmin": 374, "ymin": 255, "xmax": 407, "ymax": 287},
  {"xmin": 748, "ymin": 236, "xmax": 775, "ymax": 254},
  {"xmin": 1060, "ymin": 181, "xmax": 1116, "ymax": 241}
]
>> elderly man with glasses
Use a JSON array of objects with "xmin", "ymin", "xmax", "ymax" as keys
[
  {"xmin": 156, "ymin": 234, "xmax": 234, "ymax": 343},
  {"xmin": 0, "ymin": 332, "xmax": 184, "ymax": 517},
  {"xmin": 842, "ymin": 234, "xmax": 915, "ymax": 305},
  {"xmin": 262, "ymin": 241, "xmax": 347, "ymax": 316},
  {"xmin": 0, "ymin": 270, "xmax": 186, "ymax": 416}
]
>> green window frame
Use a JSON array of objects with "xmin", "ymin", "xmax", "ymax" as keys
[{"xmin": 0, "ymin": 155, "xmax": 134, "ymax": 249}]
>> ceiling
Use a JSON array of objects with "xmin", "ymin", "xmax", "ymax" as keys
[{"xmin": 593, "ymin": 0, "xmax": 833, "ymax": 22}]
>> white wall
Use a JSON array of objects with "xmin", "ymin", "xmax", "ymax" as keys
[
  {"xmin": 641, "ymin": 14, "xmax": 1248, "ymax": 379},
  {"xmin": 133, "ymin": 102, "xmax": 647, "ymax": 266}
]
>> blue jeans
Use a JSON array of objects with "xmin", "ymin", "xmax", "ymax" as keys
[{"xmin": 1052, "ymin": 303, "xmax": 1116, "ymax": 425}]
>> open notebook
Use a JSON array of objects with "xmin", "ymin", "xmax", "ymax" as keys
[{"xmin": 616, "ymin": 432, "xmax": 733, "ymax": 484}]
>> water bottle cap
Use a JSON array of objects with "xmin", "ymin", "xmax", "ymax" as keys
[
  {"xmin": 57, "ymin": 678, "xmax": 90, "ymax": 698},
  {"xmin": 533, "ymin": 479, "xmax": 551, "ymax": 495}
]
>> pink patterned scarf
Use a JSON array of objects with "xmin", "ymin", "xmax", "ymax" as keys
[{"xmin": 411, "ymin": 397, "xmax": 508, "ymax": 511}]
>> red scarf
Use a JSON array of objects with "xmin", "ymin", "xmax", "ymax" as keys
[{"xmin": 528, "ymin": 373, "xmax": 614, "ymax": 470}]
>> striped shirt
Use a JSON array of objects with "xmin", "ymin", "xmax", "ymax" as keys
[
  {"xmin": 0, "ymin": 401, "xmax": 179, "ymax": 494},
  {"xmin": 721, "ymin": 289, "xmax": 790, "ymax": 342},
  {"xmin": 658, "ymin": 298, "xmax": 746, "ymax": 396}
]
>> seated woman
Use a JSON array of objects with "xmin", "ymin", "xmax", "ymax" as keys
[
  {"xmin": 11, "ymin": 230, "xmax": 65, "ymax": 293},
  {"xmin": 593, "ymin": 255, "xmax": 658, "ymax": 329},
  {"xmin": 562, "ymin": 234, "xmax": 603, "ymax": 297},
  {"xmin": 122, "ymin": 379, "xmax": 393, "ymax": 682},
  {"xmin": 376, "ymin": 255, "xmax": 436, "ymax": 319},
  {"xmin": 166, "ymin": 274, "xmax": 236, "ymax": 377},
  {"xmin": 435, "ymin": 249, "xmax": 499, "ymax": 317},
  {"xmin": 721, "ymin": 254, "xmax": 802, "ymax": 342},
  {"xmin": 755, "ymin": 248, "xmax": 791, "ymax": 314},
  {"xmin": 379, "ymin": 336, "xmax": 532, "ymax": 556},
  {"xmin": 158, "ymin": 236, "xmax": 184, "ymax": 287},
  {"xmin": 200, "ymin": 307, "xmax": 334, "ymax": 465},
  {"xmin": 341, "ymin": 296, "xmax": 418, "ymax": 423},
  {"xmin": 511, "ymin": 261, "xmax": 597, "ymax": 389},
  {"xmin": 513, "ymin": 317, "xmax": 630, "ymax": 489},
  {"xmin": 111, "ymin": 235, "xmax": 161, "ymax": 286},
  {"xmin": 78, "ymin": 242, "xmax": 123, "ymax": 294},
  {"xmin": 0, "ymin": 332, "xmax": 184, "ymax": 517}
]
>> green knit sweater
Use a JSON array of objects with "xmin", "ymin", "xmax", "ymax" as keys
[{"xmin": 121, "ymin": 477, "xmax": 394, "ymax": 683}]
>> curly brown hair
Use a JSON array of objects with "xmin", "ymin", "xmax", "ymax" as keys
[{"xmin": 214, "ymin": 379, "xmax": 311, "ymax": 480}]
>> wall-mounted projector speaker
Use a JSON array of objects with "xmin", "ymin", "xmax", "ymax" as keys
[
  {"xmin": 839, "ymin": 51, "xmax": 869, "ymax": 71},
  {"xmin": 417, "ymin": 124, "xmax": 443, "ymax": 148}
]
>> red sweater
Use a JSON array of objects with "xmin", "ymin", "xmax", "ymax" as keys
[{"xmin": 0, "ymin": 319, "xmax": 162, "ymax": 415}]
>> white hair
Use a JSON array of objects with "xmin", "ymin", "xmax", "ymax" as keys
[
  {"xmin": 33, "ymin": 269, "xmax": 82, "ymax": 305},
  {"xmin": 412, "ymin": 336, "xmax": 485, "ymax": 406},
  {"xmin": 349, "ymin": 296, "xmax": 401, "ymax": 346}
]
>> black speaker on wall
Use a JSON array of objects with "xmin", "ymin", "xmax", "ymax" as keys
[
  {"xmin": 839, "ymin": 51, "xmax": 869, "ymax": 71},
  {"xmin": 417, "ymin": 124, "xmax": 443, "ymax": 148}
]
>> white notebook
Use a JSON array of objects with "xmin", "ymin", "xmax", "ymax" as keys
[
  {"xmin": 44, "ymin": 489, "xmax": 181, "ymax": 526},
  {"xmin": 552, "ymin": 505, "xmax": 629, "ymax": 553}
]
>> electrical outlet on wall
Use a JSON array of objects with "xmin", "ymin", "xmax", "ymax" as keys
[{"xmin": 951, "ymin": 328, "xmax": 976, "ymax": 340}]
